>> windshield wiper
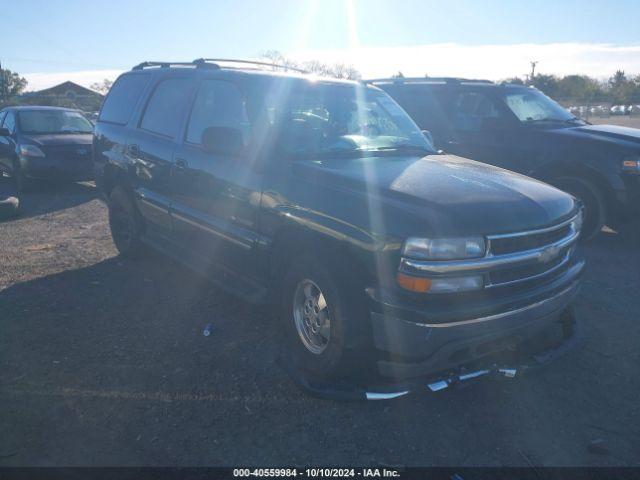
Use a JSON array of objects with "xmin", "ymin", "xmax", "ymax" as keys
[{"xmin": 373, "ymin": 145, "xmax": 434, "ymax": 154}]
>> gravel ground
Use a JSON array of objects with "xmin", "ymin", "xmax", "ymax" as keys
[{"xmin": 0, "ymin": 176, "xmax": 639, "ymax": 467}]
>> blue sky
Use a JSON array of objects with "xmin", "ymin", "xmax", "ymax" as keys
[{"xmin": 3, "ymin": 0, "xmax": 640, "ymax": 89}]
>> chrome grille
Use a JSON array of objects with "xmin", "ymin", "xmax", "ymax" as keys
[
  {"xmin": 489, "ymin": 224, "xmax": 571, "ymax": 256},
  {"xmin": 484, "ymin": 216, "xmax": 579, "ymax": 288},
  {"xmin": 399, "ymin": 213, "xmax": 581, "ymax": 292}
]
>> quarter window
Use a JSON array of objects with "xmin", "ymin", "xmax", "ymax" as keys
[
  {"xmin": 3, "ymin": 111, "xmax": 16, "ymax": 133},
  {"xmin": 140, "ymin": 78, "xmax": 193, "ymax": 138},
  {"xmin": 99, "ymin": 73, "xmax": 150, "ymax": 125},
  {"xmin": 186, "ymin": 80, "xmax": 249, "ymax": 145}
]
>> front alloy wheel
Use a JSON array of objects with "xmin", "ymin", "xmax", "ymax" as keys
[{"xmin": 293, "ymin": 279, "xmax": 331, "ymax": 355}]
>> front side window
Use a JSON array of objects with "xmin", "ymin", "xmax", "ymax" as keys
[
  {"xmin": 449, "ymin": 91, "xmax": 501, "ymax": 131},
  {"xmin": 186, "ymin": 80, "xmax": 250, "ymax": 145},
  {"xmin": 18, "ymin": 110, "xmax": 93, "ymax": 134},
  {"xmin": 140, "ymin": 77, "xmax": 193, "ymax": 138},
  {"xmin": 256, "ymin": 82, "xmax": 433, "ymax": 157},
  {"xmin": 502, "ymin": 88, "xmax": 578, "ymax": 123}
]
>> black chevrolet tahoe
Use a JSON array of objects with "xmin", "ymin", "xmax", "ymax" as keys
[
  {"xmin": 94, "ymin": 60, "xmax": 585, "ymax": 398},
  {"xmin": 372, "ymin": 78, "xmax": 640, "ymax": 240}
]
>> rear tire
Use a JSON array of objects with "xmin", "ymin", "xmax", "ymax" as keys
[
  {"xmin": 107, "ymin": 185, "xmax": 146, "ymax": 258},
  {"xmin": 553, "ymin": 177, "xmax": 606, "ymax": 242},
  {"xmin": 280, "ymin": 253, "xmax": 370, "ymax": 380}
]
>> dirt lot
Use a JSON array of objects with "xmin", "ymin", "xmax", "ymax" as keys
[{"xmin": 0, "ymin": 174, "xmax": 639, "ymax": 467}]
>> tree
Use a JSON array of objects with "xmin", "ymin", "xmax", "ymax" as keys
[
  {"xmin": 503, "ymin": 76, "xmax": 525, "ymax": 85},
  {"xmin": 259, "ymin": 50, "xmax": 361, "ymax": 80},
  {"xmin": 0, "ymin": 68, "xmax": 28, "ymax": 97},
  {"xmin": 391, "ymin": 71, "xmax": 405, "ymax": 78},
  {"xmin": 90, "ymin": 79, "xmax": 113, "ymax": 94},
  {"xmin": 530, "ymin": 74, "xmax": 561, "ymax": 98}
]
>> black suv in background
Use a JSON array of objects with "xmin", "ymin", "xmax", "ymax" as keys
[
  {"xmin": 94, "ymin": 60, "xmax": 584, "ymax": 397},
  {"xmin": 0, "ymin": 106, "xmax": 94, "ymax": 191},
  {"xmin": 372, "ymin": 78, "xmax": 640, "ymax": 240}
]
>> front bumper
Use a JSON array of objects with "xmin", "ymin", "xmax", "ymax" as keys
[
  {"xmin": 367, "ymin": 258, "xmax": 585, "ymax": 379},
  {"xmin": 21, "ymin": 156, "xmax": 94, "ymax": 182}
]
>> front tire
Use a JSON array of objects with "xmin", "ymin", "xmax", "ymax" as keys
[
  {"xmin": 107, "ymin": 185, "xmax": 146, "ymax": 258},
  {"xmin": 13, "ymin": 160, "xmax": 33, "ymax": 193},
  {"xmin": 280, "ymin": 253, "xmax": 370, "ymax": 380},
  {"xmin": 553, "ymin": 177, "xmax": 606, "ymax": 242}
]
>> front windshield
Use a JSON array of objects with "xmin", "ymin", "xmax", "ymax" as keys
[
  {"xmin": 18, "ymin": 110, "xmax": 94, "ymax": 134},
  {"xmin": 501, "ymin": 88, "xmax": 579, "ymax": 123},
  {"xmin": 263, "ymin": 83, "xmax": 434, "ymax": 157}
]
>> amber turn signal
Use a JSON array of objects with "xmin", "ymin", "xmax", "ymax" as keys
[{"xmin": 396, "ymin": 272, "xmax": 432, "ymax": 293}]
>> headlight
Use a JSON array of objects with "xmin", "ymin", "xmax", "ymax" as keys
[
  {"xmin": 622, "ymin": 156, "xmax": 640, "ymax": 174},
  {"xmin": 19, "ymin": 144, "xmax": 45, "ymax": 158},
  {"xmin": 402, "ymin": 237, "xmax": 486, "ymax": 260}
]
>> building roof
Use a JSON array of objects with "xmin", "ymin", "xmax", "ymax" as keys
[{"xmin": 32, "ymin": 81, "xmax": 103, "ymax": 97}]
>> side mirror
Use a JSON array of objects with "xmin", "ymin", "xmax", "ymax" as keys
[
  {"xmin": 201, "ymin": 126, "xmax": 244, "ymax": 156},
  {"xmin": 0, "ymin": 127, "xmax": 11, "ymax": 137},
  {"xmin": 421, "ymin": 129, "xmax": 434, "ymax": 145}
]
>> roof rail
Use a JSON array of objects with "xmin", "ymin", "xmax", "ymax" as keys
[
  {"xmin": 132, "ymin": 61, "xmax": 220, "ymax": 71},
  {"xmin": 193, "ymin": 58, "xmax": 309, "ymax": 74},
  {"xmin": 367, "ymin": 77, "xmax": 494, "ymax": 85}
]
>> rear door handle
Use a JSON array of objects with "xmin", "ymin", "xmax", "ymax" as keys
[{"xmin": 174, "ymin": 158, "xmax": 188, "ymax": 171}]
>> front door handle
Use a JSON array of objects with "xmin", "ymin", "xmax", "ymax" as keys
[{"xmin": 127, "ymin": 144, "xmax": 140, "ymax": 157}]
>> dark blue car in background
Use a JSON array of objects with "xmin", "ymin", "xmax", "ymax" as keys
[
  {"xmin": 0, "ymin": 106, "xmax": 94, "ymax": 192},
  {"xmin": 373, "ymin": 78, "xmax": 640, "ymax": 240}
]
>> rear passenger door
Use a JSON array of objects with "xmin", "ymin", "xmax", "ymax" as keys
[
  {"xmin": 170, "ymin": 78, "xmax": 264, "ymax": 280},
  {"xmin": 127, "ymin": 75, "xmax": 196, "ymax": 235}
]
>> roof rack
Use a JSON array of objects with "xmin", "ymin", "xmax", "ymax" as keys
[
  {"xmin": 367, "ymin": 77, "xmax": 494, "ymax": 85},
  {"xmin": 132, "ymin": 61, "xmax": 219, "ymax": 71},
  {"xmin": 193, "ymin": 58, "xmax": 309, "ymax": 74},
  {"xmin": 132, "ymin": 59, "xmax": 309, "ymax": 74}
]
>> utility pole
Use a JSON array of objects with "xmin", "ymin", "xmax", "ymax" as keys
[{"xmin": 530, "ymin": 61, "xmax": 538, "ymax": 81}]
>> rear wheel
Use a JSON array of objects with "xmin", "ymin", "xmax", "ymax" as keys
[
  {"xmin": 553, "ymin": 177, "xmax": 606, "ymax": 242},
  {"xmin": 280, "ymin": 253, "xmax": 370, "ymax": 379},
  {"xmin": 108, "ymin": 185, "xmax": 146, "ymax": 258}
]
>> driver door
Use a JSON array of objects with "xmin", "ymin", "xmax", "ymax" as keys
[{"xmin": 170, "ymin": 78, "xmax": 264, "ymax": 280}]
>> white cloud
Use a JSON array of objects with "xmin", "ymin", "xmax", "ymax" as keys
[
  {"xmin": 23, "ymin": 69, "xmax": 123, "ymax": 92},
  {"xmin": 288, "ymin": 43, "xmax": 640, "ymax": 80},
  {"xmin": 20, "ymin": 43, "xmax": 640, "ymax": 90}
]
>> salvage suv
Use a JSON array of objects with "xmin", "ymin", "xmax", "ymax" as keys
[
  {"xmin": 371, "ymin": 77, "xmax": 640, "ymax": 240},
  {"xmin": 94, "ymin": 60, "xmax": 585, "ymax": 397}
]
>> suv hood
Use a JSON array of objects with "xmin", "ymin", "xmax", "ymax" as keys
[
  {"xmin": 23, "ymin": 133, "xmax": 93, "ymax": 147},
  {"xmin": 293, "ymin": 154, "xmax": 576, "ymax": 237},
  {"xmin": 545, "ymin": 123, "xmax": 640, "ymax": 148}
]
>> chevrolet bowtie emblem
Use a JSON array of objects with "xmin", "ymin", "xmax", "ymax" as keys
[{"xmin": 539, "ymin": 245, "xmax": 560, "ymax": 263}]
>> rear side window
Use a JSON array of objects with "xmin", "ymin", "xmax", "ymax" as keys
[
  {"xmin": 99, "ymin": 73, "xmax": 149, "ymax": 125},
  {"xmin": 185, "ymin": 80, "xmax": 250, "ymax": 144},
  {"xmin": 140, "ymin": 78, "xmax": 193, "ymax": 138}
]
